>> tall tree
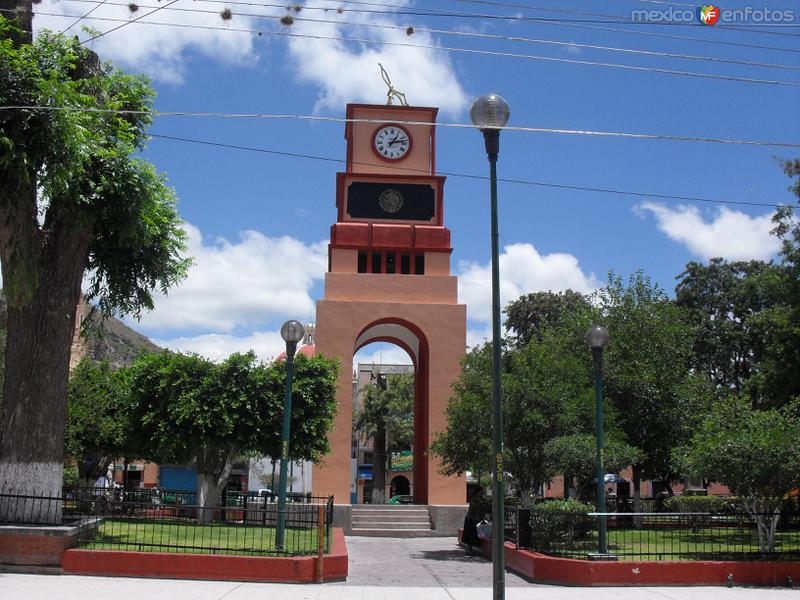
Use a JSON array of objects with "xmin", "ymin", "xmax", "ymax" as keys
[
  {"xmin": 354, "ymin": 372, "xmax": 414, "ymax": 504},
  {"xmin": 598, "ymin": 272, "xmax": 708, "ymax": 505},
  {"xmin": 65, "ymin": 359, "xmax": 133, "ymax": 487},
  {"xmin": 504, "ymin": 290, "xmax": 590, "ymax": 348},
  {"xmin": 430, "ymin": 344, "xmax": 494, "ymax": 483},
  {"xmin": 680, "ymin": 396, "xmax": 800, "ymax": 552},
  {"xmin": 0, "ymin": 22, "xmax": 189, "ymax": 508},
  {"xmin": 756, "ymin": 159, "xmax": 800, "ymax": 406},
  {"xmin": 433, "ymin": 331, "xmax": 595, "ymax": 504},
  {"xmin": 675, "ymin": 259, "xmax": 784, "ymax": 401},
  {"xmin": 129, "ymin": 351, "xmax": 338, "ymax": 521},
  {"xmin": 543, "ymin": 433, "xmax": 644, "ymax": 502}
]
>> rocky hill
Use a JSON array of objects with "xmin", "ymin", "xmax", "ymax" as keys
[{"xmin": 0, "ymin": 294, "xmax": 161, "ymax": 370}]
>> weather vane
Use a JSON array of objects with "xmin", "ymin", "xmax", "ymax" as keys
[{"xmin": 378, "ymin": 63, "xmax": 408, "ymax": 107}]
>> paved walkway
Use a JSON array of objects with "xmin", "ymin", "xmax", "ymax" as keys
[
  {"xmin": 344, "ymin": 535, "xmax": 528, "ymax": 587},
  {"xmin": 0, "ymin": 536, "xmax": 795, "ymax": 599}
]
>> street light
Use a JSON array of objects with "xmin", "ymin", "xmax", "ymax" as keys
[
  {"xmin": 275, "ymin": 319, "xmax": 306, "ymax": 550},
  {"xmin": 585, "ymin": 324, "xmax": 610, "ymax": 557},
  {"xmin": 470, "ymin": 92, "xmax": 509, "ymax": 600}
]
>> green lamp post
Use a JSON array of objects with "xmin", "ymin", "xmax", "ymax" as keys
[
  {"xmin": 585, "ymin": 324, "xmax": 610, "ymax": 556},
  {"xmin": 470, "ymin": 92, "xmax": 510, "ymax": 600},
  {"xmin": 275, "ymin": 319, "xmax": 306, "ymax": 551}
]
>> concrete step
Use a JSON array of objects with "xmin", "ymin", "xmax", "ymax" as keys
[
  {"xmin": 349, "ymin": 527, "xmax": 435, "ymax": 538},
  {"xmin": 350, "ymin": 521, "xmax": 432, "ymax": 529},
  {"xmin": 351, "ymin": 509, "xmax": 430, "ymax": 517}
]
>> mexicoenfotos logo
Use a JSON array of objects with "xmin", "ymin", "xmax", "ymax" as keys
[
  {"xmin": 632, "ymin": 4, "xmax": 797, "ymax": 24},
  {"xmin": 697, "ymin": 5, "xmax": 721, "ymax": 25}
]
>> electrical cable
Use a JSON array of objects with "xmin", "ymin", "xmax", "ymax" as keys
[
  {"xmin": 78, "ymin": 0, "xmax": 182, "ymax": 44},
  {"xmin": 43, "ymin": 0, "xmax": 800, "ymax": 72},
  {"xmin": 148, "ymin": 132, "xmax": 799, "ymax": 210},
  {"xmin": 21, "ymin": 9, "xmax": 800, "ymax": 87},
  {"xmin": 48, "ymin": 0, "xmax": 800, "ymax": 54},
  {"xmin": 60, "ymin": 0, "xmax": 110, "ymax": 34},
  {"xmin": 2, "ymin": 105, "xmax": 798, "ymax": 149}
]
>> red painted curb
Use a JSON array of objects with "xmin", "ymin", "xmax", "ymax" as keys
[
  {"xmin": 459, "ymin": 529, "xmax": 799, "ymax": 587},
  {"xmin": 62, "ymin": 528, "xmax": 348, "ymax": 583}
]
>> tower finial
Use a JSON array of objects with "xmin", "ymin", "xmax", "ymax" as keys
[{"xmin": 378, "ymin": 63, "xmax": 409, "ymax": 107}]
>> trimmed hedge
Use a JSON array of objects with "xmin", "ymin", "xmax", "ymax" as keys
[
  {"xmin": 529, "ymin": 499, "xmax": 594, "ymax": 551},
  {"xmin": 663, "ymin": 495, "xmax": 732, "ymax": 514}
]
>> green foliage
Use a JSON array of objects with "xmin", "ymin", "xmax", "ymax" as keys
[
  {"xmin": 663, "ymin": 495, "xmax": 732, "ymax": 514},
  {"xmin": 504, "ymin": 290, "xmax": 591, "ymax": 348},
  {"xmin": 676, "ymin": 259, "xmax": 787, "ymax": 405},
  {"xmin": 0, "ymin": 21, "xmax": 190, "ymax": 312},
  {"xmin": 62, "ymin": 463, "xmax": 80, "ymax": 488},
  {"xmin": 597, "ymin": 271, "xmax": 706, "ymax": 484},
  {"xmin": 529, "ymin": 499, "xmax": 594, "ymax": 550},
  {"xmin": 354, "ymin": 372, "xmax": 414, "ymax": 453},
  {"xmin": 680, "ymin": 396, "xmax": 800, "ymax": 503},
  {"xmin": 66, "ymin": 359, "xmax": 133, "ymax": 480},
  {"xmin": 543, "ymin": 433, "xmax": 644, "ymax": 499},
  {"xmin": 128, "ymin": 351, "xmax": 339, "ymax": 465},
  {"xmin": 503, "ymin": 330, "xmax": 597, "ymax": 497},
  {"xmin": 433, "ymin": 328, "xmax": 599, "ymax": 500},
  {"xmin": 430, "ymin": 344, "xmax": 494, "ymax": 478}
]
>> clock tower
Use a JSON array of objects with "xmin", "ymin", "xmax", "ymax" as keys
[{"xmin": 314, "ymin": 104, "xmax": 467, "ymax": 513}]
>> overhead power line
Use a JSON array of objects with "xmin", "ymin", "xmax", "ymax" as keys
[
  {"xmin": 148, "ymin": 132, "xmax": 798, "ymax": 211},
  {"xmin": 2, "ymin": 106, "xmax": 799, "ymax": 149},
  {"xmin": 79, "ymin": 0, "xmax": 182, "ymax": 44},
  {"xmin": 48, "ymin": 1, "xmax": 800, "ymax": 72},
  {"xmin": 60, "ymin": 0, "xmax": 110, "ymax": 35},
  {"xmin": 439, "ymin": 0, "xmax": 800, "ymax": 36},
  {"xmin": 49, "ymin": 0, "xmax": 800, "ymax": 54},
  {"xmin": 23, "ymin": 10, "xmax": 800, "ymax": 88}
]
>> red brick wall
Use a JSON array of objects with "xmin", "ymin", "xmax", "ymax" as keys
[{"xmin": 0, "ymin": 531, "xmax": 75, "ymax": 566}]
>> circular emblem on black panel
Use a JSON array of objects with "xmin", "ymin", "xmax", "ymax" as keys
[{"xmin": 378, "ymin": 189, "xmax": 404, "ymax": 214}]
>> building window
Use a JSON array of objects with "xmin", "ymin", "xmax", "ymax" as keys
[
  {"xmin": 357, "ymin": 251, "xmax": 367, "ymax": 273},
  {"xmin": 400, "ymin": 254, "xmax": 410, "ymax": 274},
  {"xmin": 386, "ymin": 252, "xmax": 396, "ymax": 274},
  {"xmin": 371, "ymin": 252, "xmax": 382, "ymax": 274},
  {"xmin": 415, "ymin": 254, "xmax": 425, "ymax": 275}
]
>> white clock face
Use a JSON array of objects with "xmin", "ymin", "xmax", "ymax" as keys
[{"xmin": 374, "ymin": 125, "xmax": 411, "ymax": 161}]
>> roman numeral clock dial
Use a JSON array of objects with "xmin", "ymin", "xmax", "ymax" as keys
[{"xmin": 373, "ymin": 124, "xmax": 412, "ymax": 161}]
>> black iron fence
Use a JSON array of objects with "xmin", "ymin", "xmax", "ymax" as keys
[
  {"xmin": 506, "ymin": 507, "xmax": 800, "ymax": 561},
  {"xmin": 1, "ymin": 487, "xmax": 334, "ymax": 557}
]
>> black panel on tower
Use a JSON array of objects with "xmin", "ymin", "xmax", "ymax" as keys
[{"xmin": 346, "ymin": 182, "xmax": 435, "ymax": 221}]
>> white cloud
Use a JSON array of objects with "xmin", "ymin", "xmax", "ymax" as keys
[
  {"xmin": 466, "ymin": 326, "xmax": 493, "ymax": 349},
  {"xmin": 638, "ymin": 202, "xmax": 781, "ymax": 261},
  {"xmin": 132, "ymin": 224, "xmax": 327, "ymax": 334},
  {"xmin": 34, "ymin": 0, "xmax": 256, "ymax": 83},
  {"xmin": 457, "ymin": 243, "xmax": 600, "ymax": 324},
  {"xmin": 285, "ymin": 1, "xmax": 469, "ymax": 116},
  {"xmin": 153, "ymin": 330, "xmax": 286, "ymax": 362}
]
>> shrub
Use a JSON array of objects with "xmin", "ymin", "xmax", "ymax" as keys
[
  {"xmin": 529, "ymin": 499, "xmax": 594, "ymax": 551},
  {"xmin": 663, "ymin": 495, "xmax": 730, "ymax": 514}
]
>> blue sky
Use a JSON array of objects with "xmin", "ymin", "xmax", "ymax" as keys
[{"xmin": 32, "ymin": 0, "xmax": 800, "ymax": 363}]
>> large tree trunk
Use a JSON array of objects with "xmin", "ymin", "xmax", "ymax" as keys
[
  {"xmin": 196, "ymin": 449, "xmax": 235, "ymax": 525},
  {"xmin": 372, "ymin": 426, "xmax": 386, "ymax": 504},
  {"xmin": 0, "ymin": 179, "xmax": 91, "ymax": 522},
  {"xmin": 0, "ymin": 260, "xmax": 87, "ymax": 521}
]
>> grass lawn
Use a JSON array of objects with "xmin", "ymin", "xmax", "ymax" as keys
[
  {"xmin": 544, "ymin": 526, "xmax": 800, "ymax": 561},
  {"xmin": 82, "ymin": 518, "xmax": 323, "ymax": 556}
]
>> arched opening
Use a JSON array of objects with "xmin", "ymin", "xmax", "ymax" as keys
[
  {"xmin": 390, "ymin": 475, "xmax": 411, "ymax": 497},
  {"xmin": 351, "ymin": 318, "xmax": 430, "ymax": 505},
  {"xmin": 351, "ymin": 341, "xmax": 415, "ymax": 505}
]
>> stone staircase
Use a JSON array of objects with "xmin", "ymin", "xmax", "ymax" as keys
[{"xmin": 350, "ymin": 505, "xmax": 434, "ymax": 537}]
